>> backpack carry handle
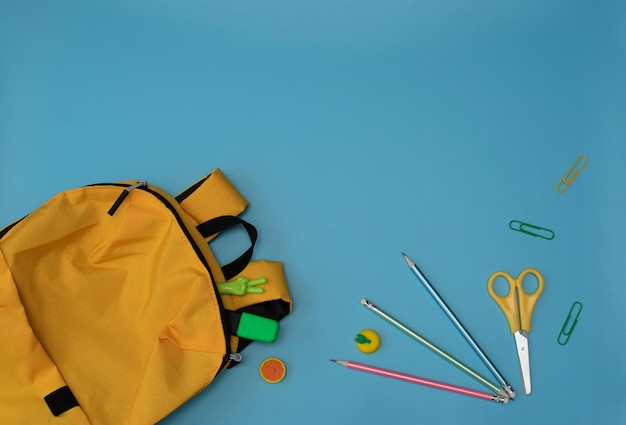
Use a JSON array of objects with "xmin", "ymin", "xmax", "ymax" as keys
[{"xmin": 196, "ymin": 216, "xmax": 257, "ymax": 280}]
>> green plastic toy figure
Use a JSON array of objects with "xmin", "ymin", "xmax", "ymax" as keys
[{"xmin": 217, "ymin": 276, "xmax": 267, "ymax": 296}]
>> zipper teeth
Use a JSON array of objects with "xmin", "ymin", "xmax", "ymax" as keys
[{"xmin": 103, "ymin": 182, "xmax": 233, "ymax": 369}]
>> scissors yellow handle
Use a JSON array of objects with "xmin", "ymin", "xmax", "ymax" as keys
[{"xmin": 487, "ymin": 268, "xmax": 544, "ymax": 334}]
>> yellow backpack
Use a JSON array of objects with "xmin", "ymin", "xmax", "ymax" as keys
[{"xmin": 0, "ymin": 169, "xmax": 292, "ymax": 425}]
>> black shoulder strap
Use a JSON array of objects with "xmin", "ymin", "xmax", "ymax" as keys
[{"xmin": 196, "ymin": 216, "xmax": 257, "ymax": 280}]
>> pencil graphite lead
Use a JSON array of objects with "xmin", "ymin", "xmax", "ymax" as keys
[{"xmin": 401, "ymin": 252, "xmax": 415, "ymax": 268}]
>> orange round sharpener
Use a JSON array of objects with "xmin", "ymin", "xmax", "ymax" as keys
[{"xmin": 259, "ymin": 357, "xmax": 287, "ymax": 383}]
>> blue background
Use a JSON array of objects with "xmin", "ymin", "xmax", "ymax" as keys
[{"xmin": 2, "ymin": 1, "xmax": 625, "ymax": 424}]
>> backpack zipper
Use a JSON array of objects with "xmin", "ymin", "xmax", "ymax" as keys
[
  {"xmin": 104, "ymin": 181, "xmax": 237, "ymax": 369},
  {"xmin": 107, "ymin": 180, "xmax": 147, "ymax": 216}
]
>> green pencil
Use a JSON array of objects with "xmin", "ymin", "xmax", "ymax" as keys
[{"xmin": 360, "ymin": 298, "xmax": 506, "ymax": 397}]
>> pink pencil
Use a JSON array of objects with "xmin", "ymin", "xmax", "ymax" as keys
[{"xmin": 330, "ymin": 360, "xmax": 509, "ymax": 404}]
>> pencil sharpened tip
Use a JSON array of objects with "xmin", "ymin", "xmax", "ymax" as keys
[
  {"xmin": 329, "ymin": 359, "xmax": 337, "ymax": 363},
  {"xmin": 401, "ymin": 252, "xmax": 414, "ymax": 267}
]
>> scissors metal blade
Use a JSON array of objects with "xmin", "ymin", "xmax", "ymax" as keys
[{"xmin": 514, "ymin": 330, "xmax": 531, "ymax": 395}]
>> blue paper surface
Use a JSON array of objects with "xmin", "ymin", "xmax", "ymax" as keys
[{"xmin": 1, "ymin": 1, "xmax": 625, "ymax": 424}]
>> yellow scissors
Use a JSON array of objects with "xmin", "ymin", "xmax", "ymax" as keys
[{"xmin": 487, "ymin": 268, "xmax": 544, "ymax": 395}]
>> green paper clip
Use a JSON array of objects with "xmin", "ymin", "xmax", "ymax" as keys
[
  {"xmin": 509, "ymin": 220, "xmax": 555, "ymax": 240},
  {"xmin": 556, "ymin": 155, "xmax": 588, "ymax": 193},
  {"xmin": 558, "ymin": 301, "xmax": 582, "ymax": 345}
]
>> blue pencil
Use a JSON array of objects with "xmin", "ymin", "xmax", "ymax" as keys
[{"xmin": 402, "ymin": 252, "xmax": 516, "ymax": 399}]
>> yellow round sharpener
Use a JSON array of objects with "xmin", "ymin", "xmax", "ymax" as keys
[{"xmin": 355, "ymin": 329, "xmax": 381, "ymax": 354}]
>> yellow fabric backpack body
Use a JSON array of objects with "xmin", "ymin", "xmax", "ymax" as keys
[{"xmin": 0, "ymin": 169, "xmax": 292, "ymax": 425}]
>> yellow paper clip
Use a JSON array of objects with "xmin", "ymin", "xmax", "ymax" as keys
[
  {"xmin": 557, "ymin": 301, "xmax": 582, "ymax": 345},
  {"xmin": 556, "ymin": 155, "xmax": 588, "ymax": 193},
  {"xmin": 509, "ymin": 220, "xmax": 554, "ymax": 240}
]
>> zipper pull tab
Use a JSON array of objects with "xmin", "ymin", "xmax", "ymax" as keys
[
  {"xmin": 107, "ymin": 181, "xmax": 147, "ymax": 216},
  {"xmin": 228, "ymin": 352, "xmax": 243, "ymax": 363}
]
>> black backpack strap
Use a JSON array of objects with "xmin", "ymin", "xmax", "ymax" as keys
[{"xmin": 196, "ymin": 216, "xmax": 257, "ymax": 280}]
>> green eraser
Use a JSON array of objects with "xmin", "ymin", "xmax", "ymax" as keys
[{"xmin": 237, "ymin": 312, "xmax": 280, "ymax": 343}]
